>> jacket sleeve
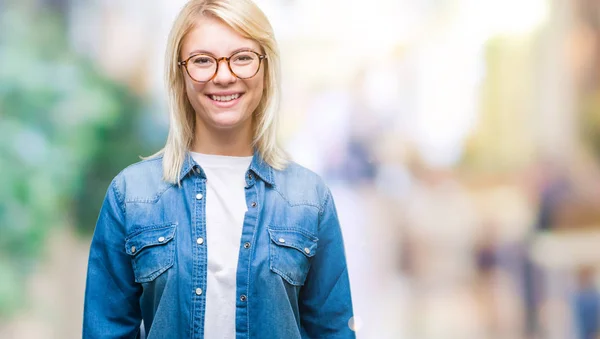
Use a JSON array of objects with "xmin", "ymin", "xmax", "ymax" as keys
[
  {"xmin": 299, "ymin": 187, "xmax": 356, "ymax": 339},
  {"xmin": 83, "ymin": 179, "xmax": 142, "ymax": 338}
]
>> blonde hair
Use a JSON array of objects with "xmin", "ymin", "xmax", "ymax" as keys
[{"xmin": 150, "ymin": 0, "xmax": 288, "ymax": 183}]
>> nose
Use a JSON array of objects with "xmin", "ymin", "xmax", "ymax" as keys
[{"xmin": 212, "ymin": 58, "xmax": 236, "ymax": 85}]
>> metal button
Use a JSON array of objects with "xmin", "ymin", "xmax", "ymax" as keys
[
  {"xmin": 248, "ymin": 173, "xmax": 253, "ymax": 180},
  {"xmin": 243, "ymin": 242, "xmax": 251, "ymax": 249},
  {"xmin": 158, "ymin": 237, "xmax": 165, "ymax": 243},
  {"xmin": 197, "ymin": 237, "xmax": 204, "ymax": 245},
  {"xmin": 251, "ymin": 202, "xmax": 257, "ymax": 208},
  {"xmin": 196, "ymin": 167, "xmax": 202, "ymax": 174},
  {"xmin": 195, "ymin": 288, "xmax": 203, "ymax": 295},
  {"xmin": 304, "ymin": 247, "xmax": 311, "ymax": 254},
  {"xmin": 196, "ymin": 193, "xmax": 203, "ymax": 200},
  {"xmin": 278, "ymin": 238, "xmax": 285, "ymax": 243},
  {"xmin": 131, "ymin": 246, "xmax": 136, "ymax": 253},
  {"xmin": 240, "ymin": 295, "xmax": 247, "ymax": 302}
]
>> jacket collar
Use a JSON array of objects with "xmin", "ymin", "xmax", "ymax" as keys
[
  {"xmin": 178, "ymin": 150, "xmax": 274, "ymax": 186},
  {"xmin": 248, "ymin": 151, "xmax": 274, "ymax": 186}
]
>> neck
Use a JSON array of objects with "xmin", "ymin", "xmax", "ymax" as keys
[{"xmin": 191, "ymin": 121, "xmax": 254, "ymax": 157}]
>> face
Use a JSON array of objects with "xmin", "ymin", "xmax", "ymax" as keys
[{"xmin": 180, "ymin": 16, "xmax": 265, "ymax": 133}]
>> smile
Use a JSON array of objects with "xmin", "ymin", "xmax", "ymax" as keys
[{"xmin": 209, "ymin": 93, "xmax": 242, "ymax": 102}]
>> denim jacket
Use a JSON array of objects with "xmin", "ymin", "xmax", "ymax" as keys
[{"xmin": 83, "ymin": 152, "xmax": 355, "ymax": 339}]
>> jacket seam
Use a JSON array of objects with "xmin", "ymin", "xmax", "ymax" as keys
[
  {"xmin": 125, "ymin": 222, "xmax": 178, "ymax": 241},
  {"xmin": 111, "ymin": 179, "xmax": 127, "ymax": 216},
  {"xmin": 247, "ymin": 184, "xmax": 260, "ymax": 337},
  {"xmin": 317, "ymin": 188, "xmax": 332, "ymax": 232},
  {"xmin": 124, "ymin": 184, "xmax": 175, "ymax": 204},
  {"xmin": 320, "ymin": 265, "xmax": 347, "ymax": 305},
  {"xmin": 273, "ymin": 186, "xmax": 321, "ymax": 210},
  {"xmin": 267, "ymin": 226, "xmax": 319, "ymax": 241},
  {"xmin": 117, "ymin": 155, "xmax": 172, "ymax": 204}
]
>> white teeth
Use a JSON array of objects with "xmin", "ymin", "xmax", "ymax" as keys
[{"xmin": 210, "ymin": 94, "xmax": 240, "ymax": 102}]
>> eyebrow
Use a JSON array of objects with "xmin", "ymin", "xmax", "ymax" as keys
[{"xmin": 188, "ymin": 47, "xmax": 258, "ymax": 57}]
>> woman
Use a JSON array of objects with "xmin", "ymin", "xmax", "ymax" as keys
[{"xmin": 82, "ymin": 0, "xmax": 355, "ymax": 338}]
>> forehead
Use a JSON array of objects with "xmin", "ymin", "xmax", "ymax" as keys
[{"xmin": 181, "ymin": 16, "xmax": 260, "ymax": 57}]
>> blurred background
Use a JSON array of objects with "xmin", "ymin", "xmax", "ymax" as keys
[{"xmin": 2, "ymin": 0, "xmax": 600, "ymax": 338}]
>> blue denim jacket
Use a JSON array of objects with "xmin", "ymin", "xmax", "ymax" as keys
[{"xmin": 83, "ymin": 152, "xmax": 355, "ymax": 339}]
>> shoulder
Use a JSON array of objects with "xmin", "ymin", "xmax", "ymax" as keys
[
  {"xmin": 110, "ymin": 155, "xmax": 173, "ymax": 204},
  {"xmin": 271, "ymin": 161, "xmax": 331, "ymax": 212}
]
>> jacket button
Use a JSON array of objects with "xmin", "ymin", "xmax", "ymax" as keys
[
  {"xmin": 278, "ymin": 238, "xmax": 285, "ymax": 243},
  {"xmin": 158, "ymin": 237, "xmax": 165, "ymax": 243},
  {"xmin": 131, "ymin": 246, "xmax": 136, "ymax": 253},
  {"xmin": 195, "ymin": 288, "xmax": 203, "ymax": 296},
  {"xmin": 240, "ymin": 295, "xmax": 247, "ymax": 302},
  {"xmin": 304, "ymin": 247, "xmax": 311, "ymax": 254},
  {"xmin": 196, "ymin": 193, "xmax": 203, "ymax": 200},
  {"xmin": 243, "ymin": 242, "xmax": 251, "ymax": 249},
  {"xmin": 197, "ymin": 238, "xmax": 204, "ymax": 245},
  {"xmin": 251, "ymin": 202, "xmax": 257, "ymax": 208}
]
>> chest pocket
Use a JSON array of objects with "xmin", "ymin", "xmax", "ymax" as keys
[
  {"xmin": 268, "ymin": 227, "xmax": 318, "ymax": 286},
  {"xmin": 125, "ymin": 223, "xmax": 177, "ymax": 283}
]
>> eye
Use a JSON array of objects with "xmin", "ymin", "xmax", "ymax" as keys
[
  {"xmin": 191, "ymin": 55, "xmax": 214, "ymax": 66},
  {"xmin": 231, "ymin": 52, "xmax": 257, "ymax": 65}
]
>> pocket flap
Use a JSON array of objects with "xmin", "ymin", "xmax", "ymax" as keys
[
  {"xmin": 125, "ymin": 224, "xmax": 177, "ymax": 256},
  {"xmin": 268, "ymin": 228, "xmax": 318, "ymax": 257}
]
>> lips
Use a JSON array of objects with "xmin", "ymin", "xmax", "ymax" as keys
[
  {"xmin": 207, "ymin": 93, "xmax": 243, "ymax": 102},
  {"xmin": 205, "ymin": 92, "xmax": 244, "ymax": 108}
]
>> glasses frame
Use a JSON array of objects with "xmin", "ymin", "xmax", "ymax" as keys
[{"xmin": 178, "ymin": 49, "xmax": 268, "ymax": 83}]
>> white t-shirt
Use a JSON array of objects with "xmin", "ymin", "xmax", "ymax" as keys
[{"xmin": 190, "ymin": 152, "xmax": 253, "ymax": 339}]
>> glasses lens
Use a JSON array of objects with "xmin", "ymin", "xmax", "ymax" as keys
[
  {"xmin": 187, "ymin": 54, "xmax": 217, "ymax": 82},
  {"xmin": 230, "ymin": 51, "xmax": 260, "ymax": 79}
]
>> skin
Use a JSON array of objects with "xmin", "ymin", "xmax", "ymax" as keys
[{"xmin": 180, "ymin": 16, "xmax": 265, "ymax": 156}]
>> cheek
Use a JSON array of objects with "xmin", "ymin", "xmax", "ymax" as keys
[
  {"xmin": 186, "ymin": 79, "xmax": 205, "ymax": 94},
  {"xmin": 248, "ymin": 77, "xmax": 265, "ymax": 104},
  {"xmin": 185, "ymin": 80, "xmax": 206, "ymax": 104}
]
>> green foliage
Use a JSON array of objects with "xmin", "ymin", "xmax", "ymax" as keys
[{"xmin": 0, "ymin": 5, "xmax": 160, "ymax": 317}]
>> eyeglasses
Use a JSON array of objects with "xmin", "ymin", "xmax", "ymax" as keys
[{"xmin": 178, "ymin": 50, "xmax": 267, "ymax": 83}]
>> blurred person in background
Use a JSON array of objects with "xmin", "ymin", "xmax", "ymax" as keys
[
  {"xmin": 572, "ymin": 266, "xmax": 600, "ymax": 339},
  {"xmin": 82, "ymin": 0, "xmax": 355, "ymax": 338}
]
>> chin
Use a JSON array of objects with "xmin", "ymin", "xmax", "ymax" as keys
[{"xmin": 210, "ymin": 113, "xmax": 247, "ymax": 129}]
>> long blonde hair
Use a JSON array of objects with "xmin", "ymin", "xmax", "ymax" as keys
[{"xmin": 150, "ymin": 0, "xmax": 288, "ymax": 183}]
